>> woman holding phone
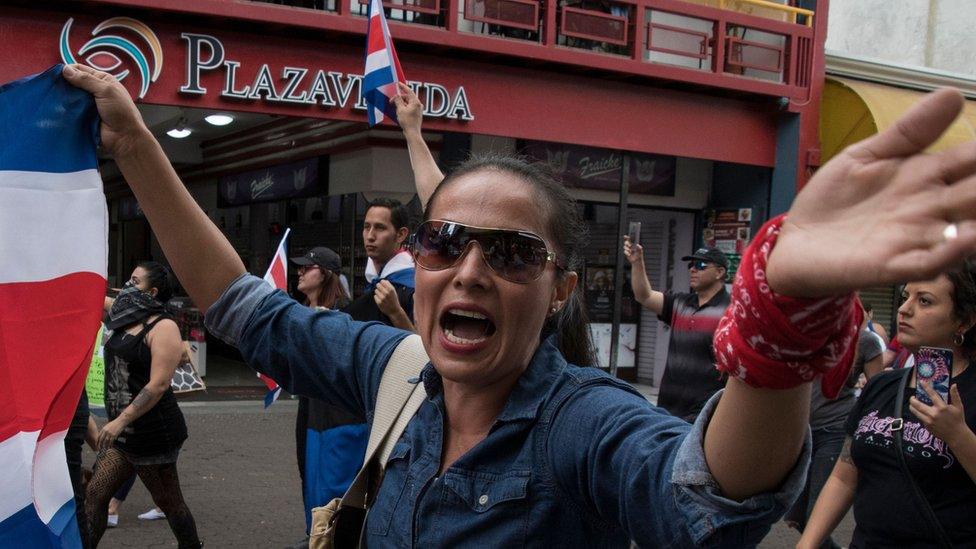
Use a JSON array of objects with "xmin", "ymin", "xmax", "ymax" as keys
[
  {"xmin": 799, "ymin": 262, "xmax": 976, "ymax": 548},
  {"xmin": 64, "ymin": 62, "xmax": 976, "ymax": 547}
]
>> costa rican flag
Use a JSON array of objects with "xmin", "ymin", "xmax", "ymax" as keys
[
  {"xmin": 258, "ymin": 228, "xmax": 291, "ymax": 407},
  {"xmin": 0, "ymin": 65, "xmax": 106, "ymax": 548},
  {"xmin": 362, "ymin": 0, "xmax": 407, "ymax": 127}
]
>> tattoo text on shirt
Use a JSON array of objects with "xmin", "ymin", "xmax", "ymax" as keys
[{"xmin": 854, "ymin": 410, "xmax": 954, "ymax": 468}]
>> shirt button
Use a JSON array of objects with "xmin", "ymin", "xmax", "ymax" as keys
[{"xmin": 478, "ymin": 494, "xmax": 489, "ymax": 505}]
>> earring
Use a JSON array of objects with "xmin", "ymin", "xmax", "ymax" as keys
[{"xmin": 955, "ymin": 332, "xmax": 965, "ymax": 347}]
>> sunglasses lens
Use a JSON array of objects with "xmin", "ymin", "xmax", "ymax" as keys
[
  {"xmin": 688, "ymin": 261, "xmax": 709, "ymax": 271},
  {"xmin": 413, "ymin": 222, "xmax": 553, "ymax": 283},
  {"xmin": 485, "ymin": 232, "xmax": 548, "ymax": 283},
  {"xmin": 414, "ymin": 222, "xmax": 465, "ymax": 271}
]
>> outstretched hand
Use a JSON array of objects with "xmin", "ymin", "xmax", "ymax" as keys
[
  {"xmin": 62, "ymin": 64, "xmax": 149, "ymax": 156},
  {"xmin": 623, "ymin": 235, "xmax": 644, "ymax": 265},
  {"xmin": 910, "ymin": 383, "xmax": 970, "ymax": 446},
  {"xmin": 767, "ymin": 88, "xmax": 976, "ymax": 297},
  {"xmin": 393, "ymin": 82, "xmax": 423, "ymax": 134}
]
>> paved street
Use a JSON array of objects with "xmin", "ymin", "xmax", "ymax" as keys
[{"xmin": 87, "ymin": 399, "xmax": 854, "ymax": 548}]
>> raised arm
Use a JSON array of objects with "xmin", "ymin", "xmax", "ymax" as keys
[
  {"xmin": 63, "ymin": 64, "xmax": 244, "ymax": 313},
  {"xmin": 705, "ymin": 88, "xmax": 976, "ymax": 500},
  {"xmin": 623, "ymin": 236, "xmax": 664, "ymax": 314},
  {"xmin": 394, "ymin": 82, "xmax": 444, "ymax": 210}
]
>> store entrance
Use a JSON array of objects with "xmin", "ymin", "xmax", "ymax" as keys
[{"xmin": 580, "ymin": 203, "xmax": 695, "ymax": 385}]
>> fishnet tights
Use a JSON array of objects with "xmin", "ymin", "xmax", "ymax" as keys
[{"xmin": 86, "ymin": 448, "xmax": 201, "ymax": 548}]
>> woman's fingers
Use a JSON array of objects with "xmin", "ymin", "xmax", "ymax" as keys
[
  {"xmin": 909, "ymin": 399, "xmax": 933, "ymax": 423},
  {"xmin": 62, "ymin": 64, "xmax": 115, "ymax": 95},
  {"xmin": 922, "ymin": 381, "xmax": 947, "ymax": 407},
  {"xmin": 886, "ymin": 220, "xmax": 976, "ymax": 282},
  {"xmin": 950, "ymin": 384, "xmax": 963, "ymax": 407},
  {"xmin": 935, "ymin": 140, "xmax": 976, "ymax": 184},
  {"xmin": 944, "ymin": 173, "xmax": 976, "ymax": 223},
  {"xmin": 848, "ymin": 87, "xmax": 964, "ymax": 161}
]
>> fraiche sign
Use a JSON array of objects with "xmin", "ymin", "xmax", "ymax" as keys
[{"xmin": 178, "ymin": 33, "xmax": 473, "ymax": 121}]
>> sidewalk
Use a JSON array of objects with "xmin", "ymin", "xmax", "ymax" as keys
[{"xmin": 91, "ymin": 396, "xmax": 852, "ymax": 548}]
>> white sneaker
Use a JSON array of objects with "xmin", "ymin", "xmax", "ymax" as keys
[
  {"xmin": 106, "ymin": 514, "xmax": 119, "ymax": 528},
  {"xmin": 137, "ymin": 508, "xmax": 166, "ymax": 521}
]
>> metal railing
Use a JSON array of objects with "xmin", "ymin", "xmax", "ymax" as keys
[{"xmin": 186, "ymin": 0, "xmax": 820, "ymax": 99}]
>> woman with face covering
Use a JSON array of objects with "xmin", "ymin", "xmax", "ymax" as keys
[
  {"xmin": 799, "ymin": 262, "xmax": 976, "ymax": 548},
  {"xmin": 86, "ymin": 261, "xmax": 200, "ymax": 548},
  {"xmin": 65, "ymin": 64, "xmax": 976, "ymax": 546}
]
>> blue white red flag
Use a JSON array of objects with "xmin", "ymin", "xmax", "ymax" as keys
[
  {"xmin": 259, "ymin": 228, "xmax": 291, "ymax": 407},
  {"xmin": 362, "ymin": 0, "xmax": 407, "ymax": 127},
  {"xmin": 0, "ymin": 65, "xmax": 106, "ymax": 548}
]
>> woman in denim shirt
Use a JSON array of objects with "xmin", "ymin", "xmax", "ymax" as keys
[{"xmin": 64, "ymin": 64, "xmax": 976, "ymax": 547}]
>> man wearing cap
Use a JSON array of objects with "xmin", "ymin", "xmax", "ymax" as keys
[{"xmin": 624, "ymin": 240, "xmax": 731, "ymax": 421}]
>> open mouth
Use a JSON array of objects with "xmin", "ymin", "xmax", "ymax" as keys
[{"xmin": 440, "ymin": 308, "xmax": 497, "ymax": 345}]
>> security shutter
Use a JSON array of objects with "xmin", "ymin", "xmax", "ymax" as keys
[{"xmin": 860, "ymin": 285, "xmax": 898, "ymax": 335}]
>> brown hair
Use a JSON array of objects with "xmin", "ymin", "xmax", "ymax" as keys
[
  {"xmin": 305, "ymin": 270, "xmax": 349, "ymax": 310},
  {"xmin": 944, "ymin": 259, "xmax": 976, "ymax": 359}
]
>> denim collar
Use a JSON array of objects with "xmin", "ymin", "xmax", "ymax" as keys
[{"xmin": 418, "ymin": 338, "xmax": 565, "ymax": 423}]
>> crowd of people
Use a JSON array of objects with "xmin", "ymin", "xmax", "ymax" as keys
[{"xmin": 59, "ymin": 59, "xmax": 976, "ymax": 548}]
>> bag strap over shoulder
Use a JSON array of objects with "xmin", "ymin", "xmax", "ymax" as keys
[
  {"xmin": 340, "ymin": 334, "xmax": 428, "ymax": 510},
  {"xmin": 892, "ymin": 368, "xmax": 953, "ymax": 549}
]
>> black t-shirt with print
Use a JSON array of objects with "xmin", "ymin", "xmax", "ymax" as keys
[{"xmin": 845, "ymin": 365, "xmax": 976, "ymax": 548}]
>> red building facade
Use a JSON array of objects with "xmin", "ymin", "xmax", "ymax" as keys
[{"xmin": 1, "ymin": 0, "xmax": 828, "ymax": 384}]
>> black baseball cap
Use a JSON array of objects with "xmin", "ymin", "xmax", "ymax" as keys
[
  {"xmin": 681, "ymin": 247, "xmax": 729, "ymax": 269},
  {"xmin": 290, "ymin": 246, "xmax": 341, "ymax": 273}
]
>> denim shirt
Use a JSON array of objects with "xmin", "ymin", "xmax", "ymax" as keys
[{"xmin": 206, "ymin": 275, "xmax": 810, "ymax": 547}]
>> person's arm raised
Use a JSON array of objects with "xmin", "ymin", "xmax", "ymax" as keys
[
  {"xmin": 63, "ymin": 64, "xmax": 244, "ymax": 312},
  {"xmin": 394, "ymin": 82, "xmax": 444, "ymax": 210},
  {"xmin": 623, "ymin": 236, "xmax": 664, "ymax": 314},
  {"xmin": 704, "ymin": 87, "xmax": 976, "ymax": 501}
]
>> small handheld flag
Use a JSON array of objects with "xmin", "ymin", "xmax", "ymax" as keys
[
  {"xmin": 259, "ymin": 228, "xmax": 291, "ymax": 407},
  {"xmin": 362, "ymin": 0, "xmax": 407, "ymax": 127}
]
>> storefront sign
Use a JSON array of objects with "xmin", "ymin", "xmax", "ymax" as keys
[
  {"xmin": 6, "ymin": 7, "xmax": 780, "ymax": 164},
  {"xmin": 219, "ymin": 158, "xmax": 324, "ymax": 206},
  {"xmin": 58, "ymin": 17, "xmax": 473, "ymax": 121},
  {"xmin": 703, "ymin": 208, "xmax": 751, "ymax": 254},
  {"xmin": 703, "ymin": 208, "xmax": 751, "ymax": 278},
  {"xmin": 520, "ymin": 140, "xmax": 675, "ymax": 195},
  {"xmin": 180, "ymin": 33, "xmax": 474, "ymax": 121}
]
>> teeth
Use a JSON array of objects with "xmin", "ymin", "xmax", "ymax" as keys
[
  {"xmin": 444, "ymin": 328, "xmax": 487, "ymax": 345},
  {"xmin": 449, "ymin": 309, "xmax": 487, "ymax": 320}
]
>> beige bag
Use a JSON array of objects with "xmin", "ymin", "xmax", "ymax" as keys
[{"xmin": 309, "ymin": 334, "xmax": 428, "ymax": 549}]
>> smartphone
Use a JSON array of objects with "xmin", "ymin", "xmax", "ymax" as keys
[
  {"xmin": 627, "ymin": 221, "xmax": 642, "ymax": 245},
  {"xmin": 915, "ymin": 346, "xmax": 952, "ymax": 405}
]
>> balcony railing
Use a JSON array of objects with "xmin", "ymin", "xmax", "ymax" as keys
[{"xmin": 121, "ymin": 0, "xmax": 821, "ymax": 100}]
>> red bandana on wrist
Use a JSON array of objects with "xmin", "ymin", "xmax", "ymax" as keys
[{"xmin": 713, "ymin": 215, "xmax": 863, "ymax": 398}]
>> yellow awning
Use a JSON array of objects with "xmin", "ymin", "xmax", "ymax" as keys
[{"xmin": 821, "ymin": 77, "xmax": 976, "ymax": 163}]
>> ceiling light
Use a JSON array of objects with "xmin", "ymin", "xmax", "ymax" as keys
[
  {"xmin": 205, "ymin": 114, "xmax": 235, "ymax": 126},
  {"xmin": 167, "ymin": 117, "xmax": 192, "ymax": 139}
]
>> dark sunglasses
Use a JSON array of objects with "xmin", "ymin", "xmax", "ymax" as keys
[
  {"xmin": 297, "ymin": 264, "xmax": 321, "ymax": 274},
  {"xmin": 687, "ymin": 260, "xmax": 711, "ymax": 271},
  {"xmin": 411, "ymin": 220, "xmax": 564, "ymax": 283}
]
